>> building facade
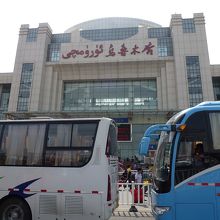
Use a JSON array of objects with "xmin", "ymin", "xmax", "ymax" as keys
[{"xmin": 0, "ymin": 13, "xmax": 220, "ymax": 159}]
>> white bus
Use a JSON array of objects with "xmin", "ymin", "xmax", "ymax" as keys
[{"xmin": 0, "ymin": 117, "xmax": 118, "ymax": 220}]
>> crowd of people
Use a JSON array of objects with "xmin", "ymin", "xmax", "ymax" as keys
[
  {"xmin": 118, "ymin": 156, "xmax": 146, "ymax": 184},
  {"xmin": 120, "ymin": 165, "xmax": 143, "ymax": 183}
]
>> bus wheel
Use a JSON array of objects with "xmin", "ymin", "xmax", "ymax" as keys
[{"xmin": 0, "ymin": 197, "xmax": 31, "ymax": 220}]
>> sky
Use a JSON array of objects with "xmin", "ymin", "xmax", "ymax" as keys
[{"xmin": 0, "ymin": 0, "xmax": 220, "ymax": 72}]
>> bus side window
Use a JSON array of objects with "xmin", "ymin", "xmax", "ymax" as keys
[
  {"xmin": 47, "ymin": 124, "xmax": 72, "ymax": 147},
  {"xmin": 45, "ymin": 150, "xmax": 92, "ymax": 167},
  {"xmin": 106, "ymin": 124, "xmax": 118, "ymax": 156},
  {"xmin": 71, "ymin": 123, "xmax": 97, "ymax": 147},
  {"xmin": 25, "ymin": 124, "xmax": 46, "ymax": 165},
  {"xmin": 175, "ymin": 139, "xmax": 205, "ymax": 185},
  {"xmin": 176, "ymin": 141, "xmax": 193, "ymax": 167},
  {"xmin": 45, "ymin": 152, "xmax": 56, "ymax": 166},
  {"xmin": 209, "ymin": 112, "xmax": 220, "ymax": 151},
  {"xmin": 2, "ymin": 125, "xmax": 27, "ymax": 165},
  {"xmin": 0, "ymin": 124, "xmax": 45, "ymax": 166},
  {"xmin": 45, "ymin": 122, "xmax": 97, "ymax": 167}
]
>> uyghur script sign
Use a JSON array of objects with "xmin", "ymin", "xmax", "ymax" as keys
[{"xmin": 62, "ymin": 42, "xmax": 155, "ymax": 59}]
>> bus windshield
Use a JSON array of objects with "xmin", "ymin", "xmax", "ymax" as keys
[{"xmin": 153, "ymin": 131, "xmax": 174, "ymax": 193}]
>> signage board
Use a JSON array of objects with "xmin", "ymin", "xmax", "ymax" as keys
[{"xmin": 117, "ymin": 123, "xmax": 132, "ymax": 142}]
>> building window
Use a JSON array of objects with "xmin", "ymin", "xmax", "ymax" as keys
[
  {"xmin": 157, "ymin": 38, "xmax": 173, "ymax": 57},
  {"xmin": 26, "ymin": 28, "xmax": 38, "ymax": 42},
  {"xmin": 182, "ymin": 19, "xmax": 195, "ymax": 33},
  {"xmin": 17, "ymin": 63, "xmax": 33, "ymax": 112},
  {"xmin": 212, "ymin": 77, "xmax": 220, "ymax": 100},
  {"xmin": 0, "ymin": 84, "xmax": 10, "ymax": 111},
  {"xmin": 186, "ymin": 56, "xmax": 203, "ymax": 106},
  {"xmin": 62, "ymin": 80, "xmax": 157, "ymax": 111},
  {"xmin": 80, "ymin": 27, "xmax": 138, "ymax": 41},
  {"xmin": 51, "ymin": 33, "xmax": 71, "ymax": 43},
  {"xmin": 47, "ymin": 33, "xmax": 71, "ymax": 62},
  {"xmin": 148, "ymin": 28, "xmax": 173, "ymax": 57},
  {"xmin": 148, "ymin": 28, "xmax": 171, "ymax": 38},
  {"xmin": 47, "ymin": 44, "xmax": 60, "ymax": 62},
  {"xmin": 0, "ymin": 84, "xmax": 11, "ymax": 119}
]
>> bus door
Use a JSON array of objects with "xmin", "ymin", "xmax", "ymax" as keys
[{"xmin": 174, "ymin": 111, "xmax": 216, "ymax": 220}]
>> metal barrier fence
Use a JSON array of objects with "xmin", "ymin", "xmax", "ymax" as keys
[{"xmin": 117, "ymin": 181, "xmax": 152, "ymax": 212}]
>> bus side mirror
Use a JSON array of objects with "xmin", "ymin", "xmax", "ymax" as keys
[{"xmin": 139, "ymin": 137, "xmax": 151, "ymax": 155}]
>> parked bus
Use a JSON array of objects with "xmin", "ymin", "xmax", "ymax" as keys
[
  {"xmin": 0, "ymin": 117, "xmax": 118, "ymax": 220},
  {"xmin": 139, "ymin": 101, "xmax": 220, "ymax": 220}
]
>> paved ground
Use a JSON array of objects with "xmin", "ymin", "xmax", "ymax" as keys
[{"xmin": 110, "ymin": 205, "xmax": 154, "ymax": 220}]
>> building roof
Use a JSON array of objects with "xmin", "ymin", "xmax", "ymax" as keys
[{"xmin": 65, "ymin": 17, "xmax": 161, "ymax": 33}]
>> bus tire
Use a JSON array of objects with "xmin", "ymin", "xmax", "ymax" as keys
[{"xmin": 0, "ymin": 197, "xmax": 32, "ymax": 220}]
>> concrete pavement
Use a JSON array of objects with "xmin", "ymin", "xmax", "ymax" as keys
[{"xmin": 110, "ymin": 205, "xmax": 154, "ymax": 220}]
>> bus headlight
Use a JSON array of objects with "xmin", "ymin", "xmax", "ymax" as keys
[{"xmin": 153, "ymin": 206, "xmax": 170, "ymax": 215}]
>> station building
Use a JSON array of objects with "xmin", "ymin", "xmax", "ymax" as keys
[{"xmin": 0, "ymin": 13, "xmax": 220, "ymax": 159}]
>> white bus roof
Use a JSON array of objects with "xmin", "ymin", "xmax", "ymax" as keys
[{"xmin": 0, "ymin": 117, "xmax": 113, "ymax": 123}]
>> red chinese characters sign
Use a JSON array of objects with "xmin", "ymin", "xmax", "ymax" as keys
[{"xmin": 62, "ymin": 42, "xmax": 155, "ymax": 59}]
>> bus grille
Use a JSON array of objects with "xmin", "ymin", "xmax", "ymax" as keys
[
  {"xmin": 39, "ymin": 195, "xmax": 57, "ymax": 214},
  {"xmin": 65, "ymin": 196, "xmax": 83, "ymax": 214}
]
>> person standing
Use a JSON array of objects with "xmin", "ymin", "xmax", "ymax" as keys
[
  {"xmin": 194, "ymin": 143, "xmax": 205, "ymax": 168},
  {"xmin": 134, "ymin": 168, "xmax": 143, "ymax": 203},
  {"xmin": 126, "ymin": 165, "xmax": 132, "ymax": 181},
  {"xmin": 135, "ymin": 168, "xmax": 143, "ymax": 183}
]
